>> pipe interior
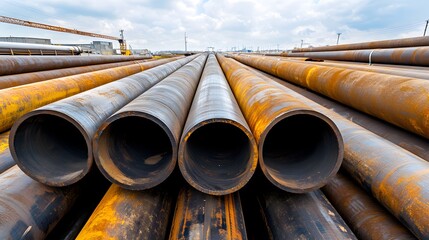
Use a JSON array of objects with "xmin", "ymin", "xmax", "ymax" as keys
[
  {"xmin": 97, "ymin": 116, "xmax": 173, "ymax": 185},
  {"xmin": 183, "ymin": 122, "xmax": 252, "ymax": 191},
  {"xmin": 13, "ymin": 114, "xmax": 88, "ymax": 182},
  {"xmin": 262, "ymin": 114, "xmax": 339, "ymax": 190}
]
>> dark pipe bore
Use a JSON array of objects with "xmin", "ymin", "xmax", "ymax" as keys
[
  {"xmin": 260, "ymin": 113, "xmax": 342, "ymax": 192},
  {"xmin": 180, "ymin": 121, "xmax": 255, "ymax": 195},
  {"xmin": 95, "ymin": 116, "xmax": 175, "ymax": 190},
  {"xmin": 11, "ymin": 113, "xmax": 89, "ymax": 186}
]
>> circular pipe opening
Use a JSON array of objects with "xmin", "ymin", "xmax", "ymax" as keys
[
  {"xmin": 180, "ymin": 121, "xmax": 256, "ymax": 195},
  {"xmin": 260, "ymin": 113, "xmax": 342, "ymax": 193},
  {"xmin": 94, "ymin": 115, "xmax": 175, "ymax": 190},
  {"xmin": 11, "ymin": 113, "xmax": 89, "ymax": 186}
]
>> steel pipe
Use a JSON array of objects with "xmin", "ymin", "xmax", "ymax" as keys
[
  {"xmin": 10, "ymin": 56, "xmax": 193, "ymax": 186},
  {"xmin": 178, "ymin": 54, "xmax": 257, "ymax": 195},
  {"xmin": 169, "ymin": 185, "xmax": 247, "ymax": 239},
  {"xmin": 76, "ymin": 184, "xmax": 173, "ymax": 240},
  {"xmin": 300, "ymin": 59, "xmax": 429, "ymax": 80},
  {"xmin": 258, "ymin": 187, "xmax": 357, "ymax": 239},
  {"xmin": 0, "ymin": 55, "xmax": 151, "ymax": 76},
  {"xmin": 233, "ymin": 54, "xmax": 429, "ymax": 138},
  {"xmin": 0, "ymin": 59, "xmax": 152, "ymax": 90},
  {"xmin": 323, "ymin": 172, "xmax": 416, "ymax": 240},
  {"xmin": 0, "ymin": 166, "xmax": 81, "ymax": 239},
  {"xmin": 246, "ymin": 65, "xmax": 429, "ymax": 160},
  {"xmin": 217, "ymin": 54, "xmax": 343, "ymax": 193},
  {"xmin": 0, "ymin": 58, "xmax": 176, "ymax": 134},
  {"xmin": 293, "ymin": 36, "xmax": 429, "ymax": 52},
  {"xmin": 0, "ymin": 131, "xmax": 14, "ymax": 174},
  {"xmin": 284, "ymin": 46, "xmax": 429, "ymax": 66},
  {"xmin": 232, "ymin": 58, "xmax": 429, "ymax": 239},
  {"xmin": 94, "ymin": 54, "xmax": 207, "ymax": 190},
  {"xmin": 0, "ymin": 41, "xmax": 83, "ymax": 55}
]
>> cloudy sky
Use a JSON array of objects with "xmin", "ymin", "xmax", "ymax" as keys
[{"xmin": 0, "ymin": 0, "xmax": 428, "ymax": 51}]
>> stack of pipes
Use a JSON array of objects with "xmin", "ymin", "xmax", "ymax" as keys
[{"xmin": 0, "ymin": 35, "xmax": 428, "ymax": 239}]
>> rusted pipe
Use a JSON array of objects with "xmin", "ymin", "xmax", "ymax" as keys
[
  {"xmin": 258, "ymin": 187, "xmax": 357, "ymax": 239},
  {"xmin": 284, "ymin": 46, "xmax": 429, "ymax": 66},
  {"xmin": 0, "ymin": 131, "xmax": 14, "ymax": 174},
  {"xmin": 0, "ymin": 55, "xmax": 151, "ymax": 75},
  {"xmin": 300, "ymin": 59, "xmax": 429, "ymax": 80},
  {"xmin": 245, "ymin": 65, "xmax": 429, "ymax": 160},
  {"xmin": 10, "ymin": 56, "xmax": 194, "ymax": 186},
  {"xmin": 233, "ymin": 54, "xmax": 429, "ymax": 139},
  {"xmin": 293, "ymin": 36, "xmax": 429, "ymax": 52},
  {"xmin": 217, "ymin": 54, "xmax": 343, "ymax": 193},
  {"xmin": 169, "ymin": 185, "xmax": 247, "ymax": 239},
  {"xmin": 231, "ymin": 58, "xmax": 429, "ymax": 239},
  {"xmin": 323, "ymin": 172, "xmax": 416, "ymax": 240},
  {"xmin": 0, "ymin": 59, "xmax": 153, "ymax": 90},
  {"xmin": 178, "ymin": 54, "xmax": 257, "ymax": 195},
  {"xmin": 76, "ymin": 184, "xmax": 173, "ymax": 240},
  {"xmin": 0, "ymin": 57, "xmax": 178, "ymax": 134},
  {"xmin": 94, "ymin": 54, "xmax": 207, "ymax": 190},
  {"xmin": 0, "ymin": 166, "xmax": 81, "ymax": 239}
]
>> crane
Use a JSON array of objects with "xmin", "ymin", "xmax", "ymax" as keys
[{"xmin": 0, "ymin": 15, "xmax": 130, "ymax": 55}]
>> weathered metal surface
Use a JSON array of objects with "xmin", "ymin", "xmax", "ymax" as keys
[
  {"xmin": 94, "ymin": 54, "xmax": 207, "ymax": 190},
  {"xmin": 0, "ymin": 166, "xmax": 80, "ymax": 239},
  {"xmin": 217, "ymin": 54, "xmax": 343, "ymax": 193},
  {"xmin": 231, "ymin": 58, "xmax": 429, "ymax": 239},
  {"xmin": 0, "ymin": 131, "xmax": 14, "ymax": 173},
  {"xmin": 169, "ymin": 185, "xmax": 247, "ymax": 240},
  {"xmin": 0, "ymin": 57, "xmax": 177, "ymax": 134},
  {"xmin": 0, "ymin": 41, "xmax": 82, "ymax": 55},
  {"xmin": 245, "ymin": 65, "xmax": 429, "ymax": 160},
  {"xmin": 233, "ymin": 54, "xmax": 429, "ymax": 139},
  {"xmin": 293, "ymin": 36, "xmax": 429, "ymax": 52},
  {"xmin": 0, "ymin": 59, "xmax": 151, "ymax": 90},
  {"xmin": 258, "ymin": 187, "xmax": 357, "ymax": 239},
  {"xmin": 10, "ymin": 56, "xmax": 193, "ymax": 186},
  {"xmin": 323, "ymin": 172, "xmax": 416, "ymax": 240},
  {"xmin": 302, "ymin": 59, "xmax": 429, "ymax": 80},
  {"xmin": 178, "ymin": 54, "xmax": 257, "ymax": 195},
  {"xmin": 284, "ymin": 46, "xmax": 429, "ymax": 66},
  {"xmin": 0, "ymin": 55, "xmax": 151, "ymax": 75},
  {"xmin": 77, "ymin": 184, "xmax": 173, "ymax": 240}
]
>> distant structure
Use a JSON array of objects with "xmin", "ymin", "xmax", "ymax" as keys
[
  {"xmin": 62, "ymin": 41, "xmax": 114, "ymax": 55},
  {"xmin": 0, "ymin": 36, "xmax": 51, "ymax": 44}
]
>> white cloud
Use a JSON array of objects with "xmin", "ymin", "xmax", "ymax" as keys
[{"xmin": 0, "ymin": 0, "xmax": 428, "ymax": 51}]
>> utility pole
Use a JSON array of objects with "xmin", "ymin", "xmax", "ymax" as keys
[
  {"xmin": 424, "ymin": 20, "xmax": 429, "ymax": 36},
  {"xmin": 300, "ymin": 39, "xmax": 304, "ymax": 48},
  {"xmin": 336, "ymin": 33, "xmax": 342, "ymax": 45},
  {"xmin": 184, "ymin": 32, "xmax": 188, "ymax": 52}
]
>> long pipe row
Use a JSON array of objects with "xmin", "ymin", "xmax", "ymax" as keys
[
  {"xmin": 233, "ymin": 54, "xmax": 429, "ymax": 139},
  {"xmin": 293, "ymin": 36, "xmax": 429, "ymax": 52},
  {"xmin": 230, "ymin": 56, "xmax": 429, "ymax": 238},
  {"xmin": 284, "ymin": 46, "xmax": 429, "ymax": 66},
  {"xmin": 10, "ymin": 55, "xmax": 196, "ymax": 186},
  {"xmin": 0, "ymin": 57, "xmax": 179, "ymax": 133},
  {"xmin": 0, "ymin": 55, "xmax": 151, "ymax": 75},
  {"xmin": 0, "ymin": 59, "xmax": 154, "ymax": 90}
]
